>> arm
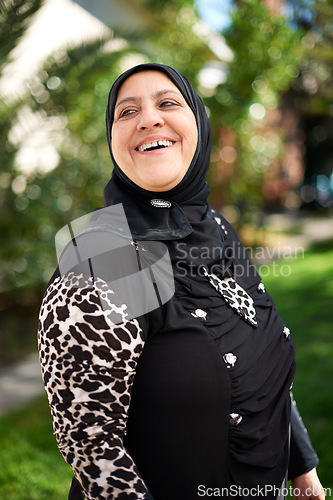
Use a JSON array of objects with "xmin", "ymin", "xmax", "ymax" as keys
[
  {"xmin": 289, "ymin": 397, "xmax": 324, "ymax": 500},
  {"xmin": 289, "ymin": 396, "xmax": 319, "ymax": 480},
  {"xmin": 38, "ymin": 272, "xmax": 153, "ymax": 499}
]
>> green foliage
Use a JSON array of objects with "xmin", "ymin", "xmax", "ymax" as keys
[
  {"xmin": 0, "ymin": 41, "xmax": 136, "ymax": 291},
  {"xmin": 0, "ymin": 0, "xmax": 43, "ymax": 68},
  {"xmin": 0, "ymin": 0, "xmax": 211, "ymax": 292},
  {"xmin": 220, "ymin": 1, "xmax": 304, "ymax": 119},
  {"xmin": 264, "ymin": 245, "xmax": 333, "ymax": 487},
  {"xmin": 0, "ymin": 396, "xmax": 73, "ymax": 499},
  {"xmin": 288, "ymin": 0, "xmax": 333, "ymax": 116},
  {"xmin": 205, "ymin": 0, "xmax": 306, "ymax": 211},
  {"xmin": 0, "ymin": 0, "xmax": 332, "ymax": 293},
  {"xmin": 141, "ymin": 0, "xmax": 211, "ymax": 81},
  {"xmin": 0, "ymin": 0, "xmax": 46, "ymax": 291}
]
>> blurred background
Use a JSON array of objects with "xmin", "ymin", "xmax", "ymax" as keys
[{"xmin": 0, "ymin": 0, "xmax": 332, "ymax": 497}]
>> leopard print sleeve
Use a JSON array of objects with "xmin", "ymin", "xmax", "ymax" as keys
[{"xmin": 38, "ymin": 272, "xmax": 153, "ymax": 499}]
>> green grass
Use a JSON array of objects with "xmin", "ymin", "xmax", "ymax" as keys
[
  {"xmin": 264, "ymin": 244, "xmax": 333, "ymax": 489},
  {"xmin": 0, "ymin": 396, "xmax": 73, "ymax": 499},
  {"xmin": 0, "ymin": 245, "xmax": 332, "ymax": 496}
]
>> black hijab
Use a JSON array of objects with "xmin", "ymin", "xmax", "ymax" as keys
[
  {"xmin": 104, "ymin": 63, "xmax": 212, "ymax": 234},
  {"xmin": 104, "ymin": 63, "xmax": 232, "ymax": 278}
]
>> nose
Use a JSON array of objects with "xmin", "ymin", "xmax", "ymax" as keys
[{"xmin": 137, "ymin": 104, "xmax": 164, "ymax": 131}]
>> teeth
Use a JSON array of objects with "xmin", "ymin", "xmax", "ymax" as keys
[{"xmin": 138, "ymin": 140, "xmax": 174, "ymax": 152}]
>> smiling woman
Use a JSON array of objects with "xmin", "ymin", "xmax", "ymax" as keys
[
  {"xmin": 38, "ymin": 63, "xmax": 324, "ymax": 500},
  {"xmin": 111, "ymin": 70, "xmax": 198, "ymax": 191}
]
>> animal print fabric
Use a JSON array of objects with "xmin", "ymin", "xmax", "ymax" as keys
[
  {"xmin": 203, "ymin": 270, "xmax": 258, "ymax": 327},
  {"xmin": 38, "ymin": 272, "xmax": 153, "ymax": 499}
]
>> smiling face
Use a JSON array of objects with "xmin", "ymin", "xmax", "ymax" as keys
[{"xmin": 111, "ymin": 70, "xmax": 198, "ymax": 192}]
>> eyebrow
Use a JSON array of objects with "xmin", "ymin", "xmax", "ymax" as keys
[{"xmin": 115, "ymin": 89, "xmax": 181, "ymax": 109}]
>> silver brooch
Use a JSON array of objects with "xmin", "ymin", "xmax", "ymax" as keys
[{"xmin": 150, "ymin": 199, "xmax": 172, "ymax": 208}]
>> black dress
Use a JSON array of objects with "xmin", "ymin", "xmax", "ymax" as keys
[
  {"xmin": 38, "ymin": 209, "xmax": 318, "ymax": 500},
  {"xmin": 120, "ymin": 211, "xmax": 296, "ymax": 498}
]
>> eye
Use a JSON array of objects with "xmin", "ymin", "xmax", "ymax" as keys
[
  {"xmin": 159, "ymin": 100, "xmax": 178, "ymax": 108},
  {"xmin": 118, "ymin": 108, "xmax": 137, "ymax": 119}
]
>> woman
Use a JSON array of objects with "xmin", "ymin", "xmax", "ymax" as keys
[{"xmin": 38, "ymin": 63, "xmax": 324, "ymax": 499}]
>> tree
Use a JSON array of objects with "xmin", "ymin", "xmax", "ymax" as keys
[
  {"xmin": 203, "ymin": 0, "xmax": 306, "ymax": 215},
  {"xmin": 0, "ymin": 0, "xmax": 212, "ymax": 292},
  {"xmin": 287, "ymin": 0, "xmax": 332, "ymax": 114},
  {"xmin": 0, "ymin": 0, "xmax": 44, "ymax": 291},
  {"xmin": 286, "ymin": 0, "xmax": 333, "ymax": 196}
]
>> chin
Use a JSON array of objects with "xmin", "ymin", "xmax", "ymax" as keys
[
  {"xmin": 141, "ymin": 182, "xmax": 177, "ymax": 192},
  {"xmin": 138, "ymin": 175, "xmax": 181, "ymax": 192}
]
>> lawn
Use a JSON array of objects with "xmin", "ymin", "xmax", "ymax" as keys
[
  {"xmin": 264, "ymin": 243, "xmax": 333, "ymax": 490},
  {"xmin": 0, "ymin": 244, "xmax": 332, "ymax": 497},
  {"xmin": 0, "ymin": 396, "xmax": 73, "ymax": 499}
]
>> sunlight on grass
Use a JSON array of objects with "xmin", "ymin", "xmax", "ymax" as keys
[
  {"xmin": 264, "ymin": 246, "xmax": 333, "ymax": 489},
  {"xmin": 0, "ymin": 396, "xmax": 73, "ymax": 499}
]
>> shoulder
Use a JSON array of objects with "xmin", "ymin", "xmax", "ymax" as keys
[
  {"xmin": 39, "ymin": 272, "xmax": 145, "ymax": 341},
  {"xmin": 208, "ymin": 206, "xmax": 241, "ymax": 242},
  {"xmin": 208, "ymin": 206, "xmax": 261, "ymax": 288}
]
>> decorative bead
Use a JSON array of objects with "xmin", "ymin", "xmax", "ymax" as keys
[
  {"xmin": 191, "ymin": 308, "xmax": 207, "ymax": 320},
  {"xmin": 258, "ymin": 282, "xmax": 266, "ymax": 293},
  {"xmin": 130, "ymin": 241, "xmax": 147, "ymax": 251},
  {"xmin": 230, "ymin": 413, "xmax": 242, "ymax": 425},
  {"xmin": 283, "ymin": 326, "xmax": 290, "ymax": 339},
  {"xmin": 131, "ymin": 240, "xmax": 139, "ymax": 251},
  {"xmin": 223, "ymin": 352, "xmax": 237, "ymax": 367}
]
